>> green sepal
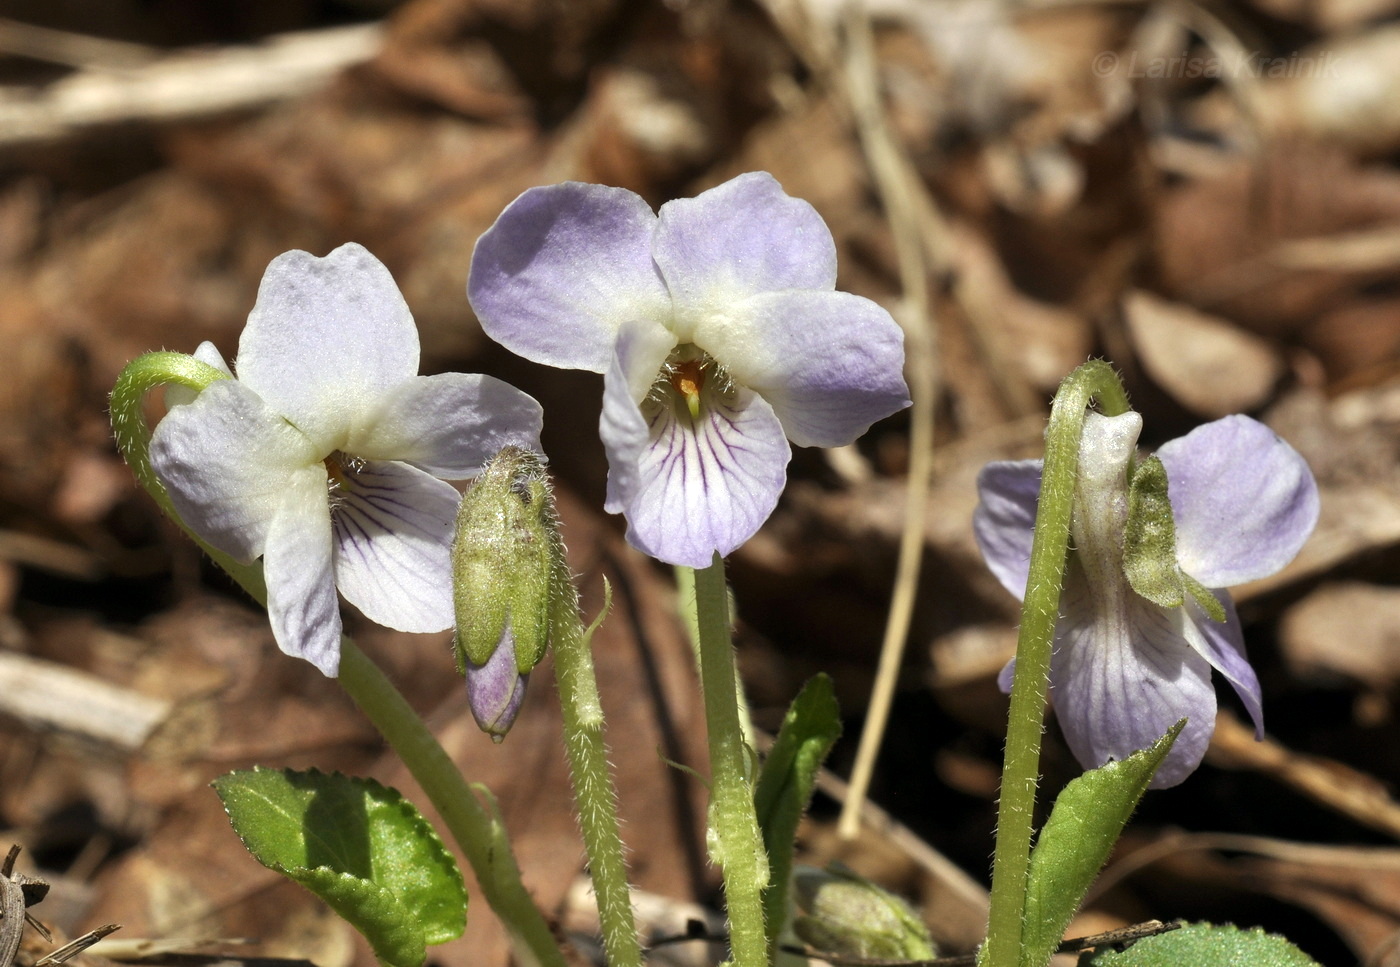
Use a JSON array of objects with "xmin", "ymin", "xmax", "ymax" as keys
[
  {"xmin": 212, "ymin": 768, "xmax": 467, "ymax": 967},
  {"xmin": 1077, "ymin": 922, "xmax": 1322, "ymax": 967},
  {"xmin": 1123, "ymin": 456, "xmax": 1184, "ymax": 609},
  {"xmin": 1181, "ymin": 570, "xmax": 1228, "ymax": 623},
  {"xmin": 451, "ymin": 447, "xmax": 560, "ymax": 672},
  {"xmin": 1122, "ymin": 456, "xmax": 1227, "ymax": 622},
  {"xmin": 1020, "ymin": 721, "xmax": 1184, "ymax": 967},
  {"xmin": 753, "ymin": 674, "xmax": 842, "ymax": 950}
]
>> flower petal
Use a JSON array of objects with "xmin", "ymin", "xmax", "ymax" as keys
[
  {"xmin": 973, "ymin": 460, "xmax": 1044, "ymax": 600},
  {"xmin": 1182, "ymin": 590, "xmax": 1264, "ymax": 738},
  {"xmin": 237, "ymin": 243, "xmax": 420, "ymax": 452},
  {"xmin": 600, "ymin": 319, "xmax": 695, "ymax": 510},
  {"xmin": 696, "ymin": 290, "xmax": 909, "ymax": 447},
  {"xmin": 331, "ymin": 460, "xmax": 459, "ymax": 634},
  {"xmin": 601, "ymin": 332, "xmax": 790, "ymax": 567},
  {"xmin": 468, "ymin": 182, "xmax": 672, "ymax": 373},
  {"xmin": 654, "ymin": 173, "xmax": 836, "ymax": 333},
  {"xmin": 464, "ymin": 629, "xmax": 529, "ymax": 740},
  {"xmin": 263, "ymin": 474, "xmax": 342, "ymax": 676},
  {"xmin": 350, "ymin": 373, "xmax": 545, "ymax": 479},
  {"xmin": 150, "ymin": 379, "xmax": 320, "ymax": 561},
  {"xmin": 1157, "ymin": 415, "xmax": 1319, "ymax": 587},
  {"xmin": 1052, "ymin": 563, "xmax": 1217, "ymax": 788}
]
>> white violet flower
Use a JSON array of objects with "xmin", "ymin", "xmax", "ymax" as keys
[{"xmin": 150, "ymin": 243, "xmax": 544, "ymax": 675}]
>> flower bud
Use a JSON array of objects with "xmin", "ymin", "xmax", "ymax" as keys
[
  {"xmin": 791, "ymin": 863, "xmax": 935, "ymax": 961},
  {"xmin": 463, "ymin": 624, "xmax": 530, "ymax": 740},
  {"xmin": 451, "ymin": 446, "xmax": 561, "ymax": 739}
]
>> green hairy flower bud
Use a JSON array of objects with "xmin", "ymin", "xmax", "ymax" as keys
[
  {"xmin": 451, "ymin": 446, "xmax": 562, "ymax": 739},
  {"xmin": 791, "ymin": 863, "xmax": 935, "ymax": 961}
]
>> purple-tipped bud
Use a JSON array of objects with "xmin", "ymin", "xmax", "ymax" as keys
[
  {"xmin": 463, "ymin": 623, "xmax": 530, "ymax": 742},
  {"xmin": 452, "ymin": 446, "xmax": 562, "ymax": 740}
]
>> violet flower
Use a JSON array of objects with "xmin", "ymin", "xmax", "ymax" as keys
[
  {"xmin": 468, "ymin": 172, "xmax": 910, "ymax": 567},
  {"xmin": 974, "ymin": 412, "xmax": 1318, "ymax": 787},
  {"xmin": 150, "ymin": 243, "xmax": 543, "ymax": 675}
]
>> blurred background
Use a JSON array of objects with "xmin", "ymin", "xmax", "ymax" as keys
[{"xmin": 0, "ymin": 0, "xmax": 1398, "ymax": 964}]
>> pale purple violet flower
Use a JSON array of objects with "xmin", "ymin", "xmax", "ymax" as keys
[
  {"xmin": 150, "ymin": 243, "xmax": 543, "ymax": 676},
  {"xmin": 974, "ymin": 412, "xmax": 1318, "ymax": 787},
  {"xmin": 468, "ymin": 172, "xmax": 910, "ymax": 567}
]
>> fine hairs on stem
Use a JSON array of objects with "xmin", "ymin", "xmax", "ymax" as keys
[
  {"xmin": 980, "ymin": 361, "xmax": 1130, "ymax": 967},
  {"xmin": 688, "ymin": 557, "xmax": 770, "ymax": 967}
]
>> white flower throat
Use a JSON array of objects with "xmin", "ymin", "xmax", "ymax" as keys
[{"xmin": 324, "ymin": 451, "xmax": 367, "ymax": 510}]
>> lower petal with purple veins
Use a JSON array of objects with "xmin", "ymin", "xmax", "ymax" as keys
[
  {"xmin": 601, "ymin": 348, "xmax": 789, "ymax": 567},
  {"xmin": 331, "ymin": 458, "xmax": 460, "ymax": 634},
  {"xmin": 1052, "ymin": 565, "xmax": 1218, "ymax": 788}
]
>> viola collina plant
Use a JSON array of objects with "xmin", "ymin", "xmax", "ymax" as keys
[
  {"xmin": 468, "ymin": 171, "xmax": 910, "ymax": 567},
  {"xmin": 974, "ymin": 411, "xmax": 1319, "ymax": 787},
  {"xmin": 148, "ymin": 242, "xmax": 544, "ymax": 675}
]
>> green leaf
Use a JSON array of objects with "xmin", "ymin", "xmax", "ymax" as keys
[
  {"xmin": 1078, "ymin": 922, "xmax": 1322, "ymax": 967},
  {"xmin": 1020, "ymin": 721, "xmax": 1184, "ymax": 967},
  {"xmin": 753, "ymin": 674, "xmax": 842, "ymax": 951},
  {"xmin": 213, "ymin": 768, "xmax": 467, "ymax": 967}
]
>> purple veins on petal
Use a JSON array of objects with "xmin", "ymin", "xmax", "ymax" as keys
[
  {"xmin": 611, "ymin": 378, "xmax": 789, "ymax": 568},
  {"xmin": 329, "ymin": 457, "xmax": 459, "ymax": 635}
]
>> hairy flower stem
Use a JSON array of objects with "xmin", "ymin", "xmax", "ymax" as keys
[
  {"xmin": 549, "ymin": 577, "xmax": 643, "ymax": 967},
  {"xmin": 980, "ymin": 360, "xmax": 1131, "ymax": 967},
  {"xmin": 688, "ymin": 557, "xmax": 769, "ymax": 967},
  {"xmin": 111, "ymin": 354, "xmax": 567, "ymax": 967}
]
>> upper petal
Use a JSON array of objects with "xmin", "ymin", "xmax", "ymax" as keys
[
  {"xmin": 263, "ymin": 472, "xmax": 342, "ymax": 676},
  {"xmin": 331, "ymin": 460, "xmax": 459, "ymax": 634},
  {"xmin": 468, "ymin": 182, "xmax": 672, "ymax": 373},
  {"xmin": 237, "ymin": 243, "xmax": 420, "ymax": 452},
  {"xmin": 973, "ymin": 460, "xmax": 1043, "ymax": 601},
  {"xmin": 349, "ymin": 373, "xmax": 544, "ymax": 479},
  {"xmin": 695, "ymin": 290, "xmax": 909, "ymax": 448},
  {"xmin": 1157, "ymin": 415, "xmax": 1319, "ymax": 587},
  {"xmin": 1052, "ymin": 563, "xmax": 1217, "ymax": 788},
  {"xmin": 654, "ymin": 173, "xmax": 837, "ymax": 334},
  {"xmin": 601, "ymin": 336, "xmax": 791, "ymax": 567},
  {"xmin": 149, "ymin": 379, "xmax": 320, "ymax": 561}
]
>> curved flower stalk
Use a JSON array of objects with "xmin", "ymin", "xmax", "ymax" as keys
[
  {"xmin": 469, "ymin": 172, "xmax": 910, "ymax": 567},
  {"xmin": 149, "ymin": 242, "xmax": 544, "ymax": 675},
  {"xmin": 974, "ymin": 412, "xmax": 1318, "ymax": 787}
]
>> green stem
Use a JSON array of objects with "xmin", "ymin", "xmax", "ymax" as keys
[
  {"xmin": 549, "ymin": 578, "xmax": 642, "ymax": 967},
  {"xmin": 689, "ymin": 557, "xmax": 769, "ymax": 967},
  {"xmin": 337, "ymin": 640, "xmax": 566, "ymax": 967},
  {"xmin": 981, "ymin": 360, "xmax": 1130, "ymax": 967},
  {"xmin": 111, "ymin": 353, "xmax": 566, "ymax": 967}
]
